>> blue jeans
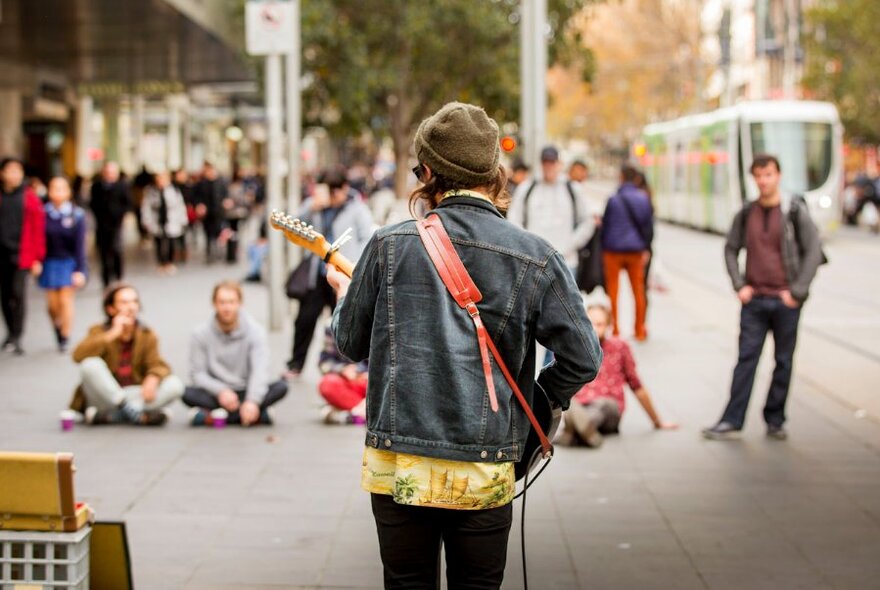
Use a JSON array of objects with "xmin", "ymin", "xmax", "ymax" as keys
[{"xmin": 721, "ymin": 296, "xmax": 801, "ymax": 429}]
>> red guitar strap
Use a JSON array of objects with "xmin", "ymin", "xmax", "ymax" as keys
[{"xmin": 416, "ymin": 215, "xmax": 553, "ymax": 458}]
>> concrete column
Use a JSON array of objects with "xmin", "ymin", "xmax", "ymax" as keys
[
  {"xmin": 520, "ymin": 0, "xmax": 547, "ymax": 170},
  {"xmin": 131, "ymin": 95, "xmax": 145, "ymax": 170},
  {"xmin": 182, "ymin": 101, "xmax": 195, "ymax": 172},
  {"xmin": 285, "ymin": 0, "xmax": 302, "ymax": 262},
  {"xmin": 102, "ymin": 99, "xmax": 120, "ymax": 163},
  {"xmin": 75, "ymin": 95, "xmax": 95, "ymax": 177},
  {"xmin": 0, "ymin": 90, "xmax": 23, "ymax": 157},
  {"xmin": 167, "ymin": 94, "xmax": 183, "ymax": 171},
  {"xmin": 265, "ymin": 53, "xmax": 285, "ymax": 331}
]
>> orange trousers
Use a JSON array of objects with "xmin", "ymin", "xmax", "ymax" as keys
[{"xmin": 603, "ymin": 251, "xmax": 648, "ymax": 340}]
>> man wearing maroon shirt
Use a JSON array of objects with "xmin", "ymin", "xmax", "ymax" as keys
[{"xmin": 703, "ymin": 154, "xmax": 824, "ymax": 441}]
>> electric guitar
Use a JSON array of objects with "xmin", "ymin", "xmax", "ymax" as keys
[
  {"xmin": 269, "ymin": 209, "xmax": 560, "ymax": 481},
  {"xmin": 269, "ymin": 210, "xmax": 354, "ymax": 278}
]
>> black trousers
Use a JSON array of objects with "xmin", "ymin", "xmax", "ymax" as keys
[
  {"xmin": 96, "ymin": 231, "xmax": 124, "ymax": 286},
  {"xmin": 225, "ymin": 218, "xmax": 241, "ymax": 263},
  {"xmin": 721, "ymin": 296, "xmax": 801, "ymax": 429},
  {"xmin": 371, "ymin": 494, "xmax": 513, "ymax": 590},
  {"xmin": 181, "ymin": 380, "xmax": 288, "ymax": 423},
  {"xmin": 288, "ymin": 278, "xmax": 336, "ymax": 371},
  {"xmin": 154, "ymin": 236, "xmax": 179, "ymax": 266},
  {"xmin": 203, "ymin": 218, "xmax": 223, "ymax": 262},
  {"xmin": 0, "ymin": 260, "xmax": 27, "ymax": 342}
]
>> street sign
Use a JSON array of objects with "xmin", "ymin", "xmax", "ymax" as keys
[{"xmin": 246, "ymin": 1, "xmax": 295, "ymax": 55}]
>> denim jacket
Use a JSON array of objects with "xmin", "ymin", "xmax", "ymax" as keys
[{"xmin": 332, "ymin": 196, "xmax": 602, "ymax": 463}]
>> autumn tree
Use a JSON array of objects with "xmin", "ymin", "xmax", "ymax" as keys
[
  {"xmin": 548, "ymin": 0, "xmax": 704, "ymax": 151},
  {"xmin": 802, "ymin": 0, "xmax": 880, "ymax": 143},
  {"xmin": 301, "ymin": 0, "xmax": 596, "ymax": 197}
]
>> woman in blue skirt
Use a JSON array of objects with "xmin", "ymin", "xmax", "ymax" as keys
[{"xmin": 40, "ymin": 177, "xmax": 88, "ymax": 352}]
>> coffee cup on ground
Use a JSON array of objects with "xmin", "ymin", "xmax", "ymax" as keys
[
  {"xmin": 211, "ymin": 408, "xmax": 228, "ymax": 429},
  {"xmin": 60, "ymin": 410, "xmax": 76, "ymax": 432}
]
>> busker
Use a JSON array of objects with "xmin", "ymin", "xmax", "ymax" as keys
[
  {"xmin": 703, "ymin": 154, "xmax": 825, "ymax": 441},
  {"xmin": 327, "ymin": 102, "xmax": 602, "ymax": 589}
]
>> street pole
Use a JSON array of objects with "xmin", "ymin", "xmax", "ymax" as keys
[
  {"xmin": 266, "ymin": 53, "xmax": 285, "ymax": 331},
  {"xmin": 285, "ymin": 0, "xmax": 302, "ymax": 263},
  {"xmin": 520, "ymin": 0, "xmax": 548, "ymax": 171}
]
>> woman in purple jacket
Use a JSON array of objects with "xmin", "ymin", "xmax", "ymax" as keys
[{"xmin": 40, "ymin": 177, "xmax": 88, "ymax": 352}]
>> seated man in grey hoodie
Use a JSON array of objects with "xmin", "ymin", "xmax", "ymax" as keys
[{"xmin": 183, "ymin": 280, "xmax": 288, "ymax": 426}]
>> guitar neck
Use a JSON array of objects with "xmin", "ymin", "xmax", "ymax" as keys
[{"xmin": 326, "ymin": 250, "xmax": 354, "ymax": 278}]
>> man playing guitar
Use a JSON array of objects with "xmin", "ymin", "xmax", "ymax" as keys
[{"xmin": 321, "ymin": 102, "xmax": 601, "ymax": 589}]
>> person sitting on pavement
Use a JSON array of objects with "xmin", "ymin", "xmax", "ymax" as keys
[
  {"xmin": 182, "ymin": 280, "xmax": 288, "ymax": 426},
  {"xmin": 557, "ymin": 304, "xmax": 678, "ymax": 448},
  {"xmin": 317, "ymin": 325, "xmax": 367, "ymax": 425},
  {"xmin": 70, "ymin": 282, "xmax": 183, "ymax": 426}
]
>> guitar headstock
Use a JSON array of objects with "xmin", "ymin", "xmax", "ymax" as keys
[{"xmin": 268, "ymin": 210, "xmax": 331, "ymax": 259}]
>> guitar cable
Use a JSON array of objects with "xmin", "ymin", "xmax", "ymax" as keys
[{"xmin": 516, "ymin": 448, "xmax": 553, "ymax": 590}]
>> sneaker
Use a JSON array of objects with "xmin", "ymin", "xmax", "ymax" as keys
[
  {"xmin": 58, "ymin": 337, "xmax": 69, "ymax": 354},
  {"xmin": 188, "ymin": 408, "xmax": 213, "ymax": 427},
  {"xmin": 1, "ymin": 338, "xmax": 15, "ymax": 352},
  {"xmin": 767, "ymin": 424, "xmax": 788, "ymax": 440},
  {"xmin": 11, "ymin": 342, "xmax": 24, "ymax": 356},
  {"xmin": 701, "ymin": 422, "xmax": 741, "ymax": 440},
  {"xmin": 282, "ymin": 367, "xmax": 302, "ymax": 380},
  {"xmin": 139, "ymin": 409, "xmax": 170, "ymax": 426},
  {"xmin": 259, "ymin": 407, "xmax": 275, "ymax": 425},
  {"xmin": 53, "ymin": 325, "xmax": 63, "ymax": 346},
  {"xmin": 84, "ymin": 406, "xmax": 116, "ymax": 425}
]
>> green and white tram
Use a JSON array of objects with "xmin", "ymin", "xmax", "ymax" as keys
[{"xmin": 638, "ymin": 100, "xmax": 843, "ymax": 235}]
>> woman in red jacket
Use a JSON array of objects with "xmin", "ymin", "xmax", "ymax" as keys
[{"xmin": 0, "ymin": 157, "xmax": 46, "ymax": 355}]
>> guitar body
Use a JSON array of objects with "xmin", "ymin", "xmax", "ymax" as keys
[{"xmin": 515, "ymin": 382, "xmax": 562, "ymax": 482}]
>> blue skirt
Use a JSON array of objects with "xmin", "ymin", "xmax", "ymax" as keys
[{"xmin": 39, "ymin": 257, "xmax": 77, "ymax": 289}]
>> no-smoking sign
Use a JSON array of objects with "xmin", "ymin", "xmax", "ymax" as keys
[{"xmin": 246, "ymin": 1, "xmax": 296, "ymax": 55}]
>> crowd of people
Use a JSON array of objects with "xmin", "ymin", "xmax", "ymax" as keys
[{"xmin": 0, "ymin": 98, "xmax": 828, "ymax": 585}]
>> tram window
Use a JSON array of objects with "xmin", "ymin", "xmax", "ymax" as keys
[{"xmin": 750, "ymin": 122, "xmax": 833, "ymax": 193}]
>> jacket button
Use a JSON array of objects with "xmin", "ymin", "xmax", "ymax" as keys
[
  {"xmin": 496, "ymin": 451, "xmax": 504, "ymax": 459},
  {"xmin": 371, "ymin": 436, "xmax": 378, "ymax": 446},
  {"xmin": 480, "ymin": 451, "xmax": 488, "ymax": 459},
  {"xmin": 384, "ymin": 439, "xmax": 392, "ymax": 448}
]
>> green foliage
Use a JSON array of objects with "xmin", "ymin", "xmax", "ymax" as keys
[
  {"xmin": 803, "ymin": 0, "xmax": 880, "ymax": 143},
  {"xmin": 301, "ymin": 0, "xmax": 595, "ymax": 138}
]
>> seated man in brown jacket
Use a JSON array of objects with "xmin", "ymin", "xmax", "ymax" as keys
[{"xmin": 71, "ymin": 282, "xmax": 183, "ymax": 425}]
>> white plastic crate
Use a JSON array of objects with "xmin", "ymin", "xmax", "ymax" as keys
[{"xmin": 0, "ymin": 526, "xmax": 90, "ymax": 590}]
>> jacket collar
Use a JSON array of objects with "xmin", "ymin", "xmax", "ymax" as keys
[{"xmin": 435, "ymin": 195, "xmax": 504, "ymax": 219}]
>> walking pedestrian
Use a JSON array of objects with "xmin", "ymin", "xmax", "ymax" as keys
[
  {"xmin": 507, "ymin": 146, "xmax": 594, "ymax": 273},
  {"xmin": 40, "ymin": 177, "xmax": 88, "ymax": 352},
  {"xmin": 601, "ymin": 164, "xmax": 654, "ymax": 341},
  {"xmin": 141, "ymin": 171, "xmax": 188, "ymax": 275},
  {"xmin": 0, "ymin": 157, "xmax": 45, "ymax": 355},
  {"xmin": 173, "ymin": 168, "xmax": 195, "ymax": 263},
  {"xmin": 90, "ymin": 161, "xmax": 131, "ymax": 286},
  {"xmin": 193, "ymin": 162, "xmax": 227, "ymax": 264},
  {"xmin": 703, "ymin": 154, "xmax": 825, "ymax": 440},
  {"xmin": 284, "ymin": 167, "xmax": 373, "ymax": 377},
  {"xmin": 326, "ymin": 102, "xmax": 601, "ymax": 589}
]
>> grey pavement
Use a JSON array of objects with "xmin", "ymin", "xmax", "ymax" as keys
[{"xmin": 2, "ymin": 203, "xmax": 879, "ymax": 589}]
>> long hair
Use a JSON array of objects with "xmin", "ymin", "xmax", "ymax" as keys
[{"xmin": 408, "ymin": 164, "xmax": 510, "ymax": 218}]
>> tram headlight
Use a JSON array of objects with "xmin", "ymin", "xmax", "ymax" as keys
[{"xmin": 819, "ymin": 195, "xmax": 833, "ymax": 209}]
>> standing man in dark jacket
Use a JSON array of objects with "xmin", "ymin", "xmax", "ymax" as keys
[
  {"xmin": 193, "ymin": 162, "xmax": 227, "ymax": 263},
  {"xmin": 601, "ymin": 164, "xmax": 654, "ymax": 341},
  {"xmin": 0, "ymin": 157, "xmax": 45, "ymax": 354},
  {"xmin": 703, "ymin": 154, "xmax": 824, "ymax": 441},
  {"xmin": 90, "ymin": 161, "xmax": 131, "ymax": 286}
]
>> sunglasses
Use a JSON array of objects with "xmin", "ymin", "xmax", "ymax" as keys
[{"xmin": 412, "ymin": 164, "xmax": 426, "ymax": 183}]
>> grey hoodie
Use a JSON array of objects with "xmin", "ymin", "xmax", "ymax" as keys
[{"xmin": 189, "ymin": 311, "xmax": 270, "ymax": 403}]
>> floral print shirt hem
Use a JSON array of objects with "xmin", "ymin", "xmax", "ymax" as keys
[{"xmin": 362, "ymin": 447, "xmax": 514, "ymax": 510}]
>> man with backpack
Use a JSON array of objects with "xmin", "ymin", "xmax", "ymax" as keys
[
  {"xmin": 703, "ymin": 154, "xmax": 825, "ymax": 441},
  {"xmin": 507, "ymin": 146, "xmax": 595, "ymax": 274}
]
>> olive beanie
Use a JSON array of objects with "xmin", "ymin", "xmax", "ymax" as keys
[{"xmin": 414, "ymin": 102, "xmax": 500, "ymax": 186}]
